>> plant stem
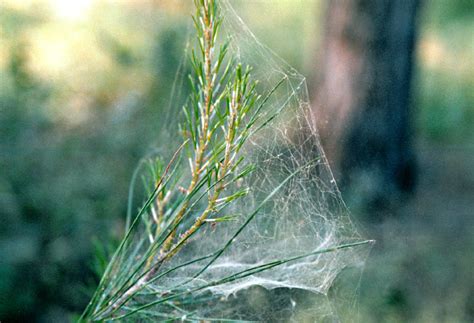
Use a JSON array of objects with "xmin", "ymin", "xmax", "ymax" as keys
[{"xmin": 162, "ymin": 0, "xmax": 216, "ymax": 252}]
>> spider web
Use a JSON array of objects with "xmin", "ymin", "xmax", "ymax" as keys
[{"xmin": 85, "ymin": 2, "xmax": 373, "ymax": 321}]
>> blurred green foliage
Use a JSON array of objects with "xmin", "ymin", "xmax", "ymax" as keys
[
  {"xmin": 0, "ymin": 0, "xmax": 472, "ymax": 322},
  {"xmin": 416, "ymin": 0, "xmax": 474, "ymax": 143},
  {"xmin": 0, "ymin": 2, "xmax": 190, "ymax": 320}
]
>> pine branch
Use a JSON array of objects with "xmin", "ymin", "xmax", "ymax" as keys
[
  {"xmin": 88, "ymin": 0, "xmax": 260, "ymax": 317},
  {"xmin": 79, "ymin": 1, "xmax": 372, "ymax": 321}
]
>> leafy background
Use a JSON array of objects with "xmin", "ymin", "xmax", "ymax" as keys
[{"xmin": 0, "ymin": 0, "xmax": 472, "ymax": 321}]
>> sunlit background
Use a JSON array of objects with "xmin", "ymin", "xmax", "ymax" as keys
[{"xmin": 1, "ymin": 0, "xmax": 472, "ymax": 321}]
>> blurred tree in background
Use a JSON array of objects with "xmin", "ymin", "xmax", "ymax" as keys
[{"xmin": 313, "ymin": 0, "xmax": 420, "ymax": 213}]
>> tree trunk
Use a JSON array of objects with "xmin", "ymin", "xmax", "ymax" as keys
[{"xmin": 313, "ymin": 0, "xmax": 420, "ymax": 212}]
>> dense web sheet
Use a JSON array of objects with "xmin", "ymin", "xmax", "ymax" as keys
[{"xmin": 83, "ymin": 2, "xmax": 372, "ymax": 321}]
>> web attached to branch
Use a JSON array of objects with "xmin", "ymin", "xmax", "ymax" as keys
[{"xmin": 84, "ymin": 2, "xmax": 372, "ymax": 322}]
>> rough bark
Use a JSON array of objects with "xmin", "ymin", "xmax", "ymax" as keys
[{"xmin": 313, "ymin": 0, "xmax": 420, "ymax": 211}]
